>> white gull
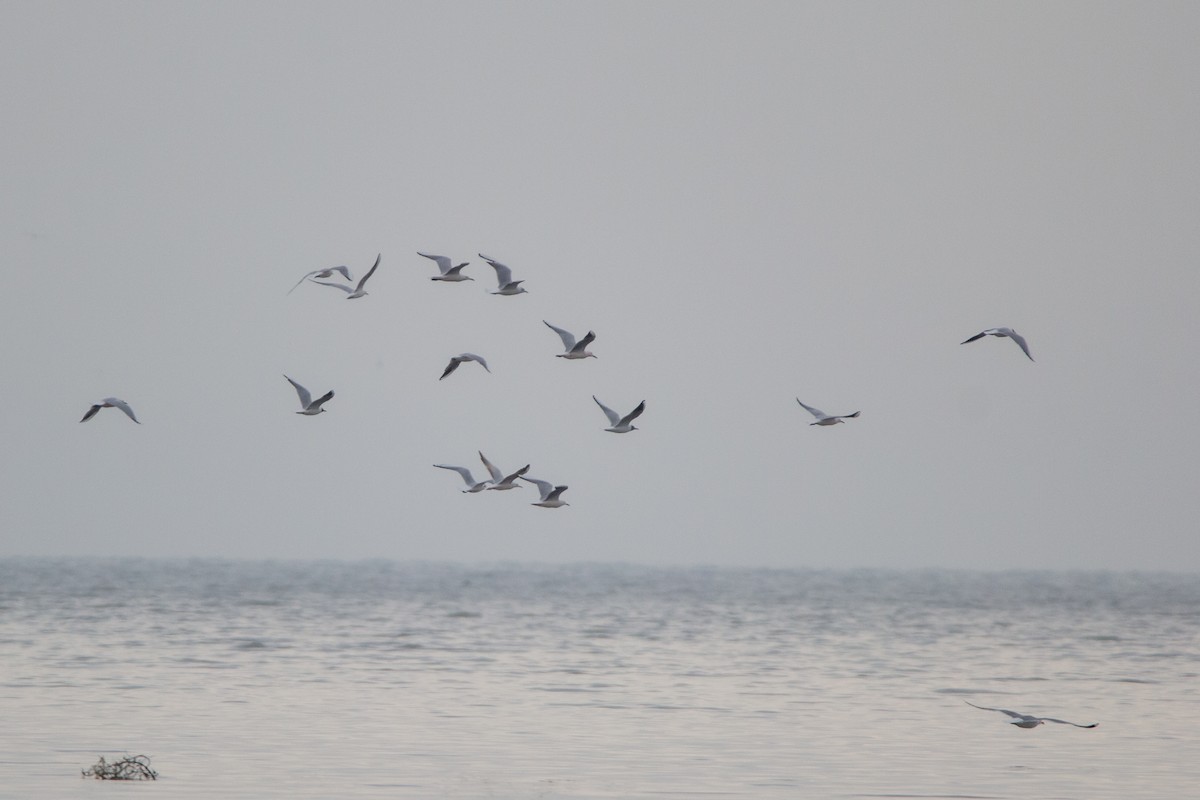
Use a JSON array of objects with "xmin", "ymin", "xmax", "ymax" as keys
[
  {"xmin": 796, "ymin": 398, "xmax": 860, "ymax": 426},
  {"xmin": 544, "ymin": 321, "xmax": 597, "ymax": 359},
  {"xmin": 593, "ymin": 396, "xmax": 645, "ymax": 433},
  {"xmin": 439, "ymin": 353, "xmax": 491, "ymax": 380},
  {"xmin": 961, "ymin": 327, "xmax": 1034, "ymax": 361},
  {"xmin": 478, "ymin": 254, "xmax": 527, "ymax": 295},
  {"xmin": 966, "ymin": 701, "xmax": 1096, "ymax": 729},
  {"xmin": 418, "ymin": 252, "xmax": 473, "ymax": 282},
  {"xmin": 313, "ymin": 253, "xmax": 381, "ymax": 299},
  {"xmin": 519, "ymin": 476, "xmax": 570, "ymax": 508},
  {"xmin": 479, "ymin": 452, "xmax": 530, "ymax": 490},
  {"xmin": 80, "ymin": 398, "xmax": 140, "ymax": 424},
  {"xmin": 285, "ymin": 375, "xmax": 334, "ymax": 415}
]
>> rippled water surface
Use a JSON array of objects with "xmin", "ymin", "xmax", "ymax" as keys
[{"xmin": 2, "ymin": 559, "xmax": 1198, "ymax": 799}]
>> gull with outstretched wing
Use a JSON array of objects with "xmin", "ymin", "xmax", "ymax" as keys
[{"xmin": 966, "ymin": 701, "xmax": 1097, "ymax": 729}]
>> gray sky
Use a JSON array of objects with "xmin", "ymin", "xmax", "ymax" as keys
[{"xmin": 2, "ymin": 1, "xmax": 1197, "ymax": 569}]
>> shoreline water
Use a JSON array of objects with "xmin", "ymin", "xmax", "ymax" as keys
[{"xmin": 3, "ymin": 559, "xmax": 1197, "ymax": 799}]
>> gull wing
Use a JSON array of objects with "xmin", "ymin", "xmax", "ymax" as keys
[
  {"xmin": 103, "ymin": 397, "xmax": 140, "ymax": 424},
  {"xmin": 479, "ymin": 254, "xmax": 513, "ymax": 287},
  {"xmin": 418, "ymin": 252, "xmax": 452, "ymax": 274},
  {"xmin": 287, "ymin": 266, "xmax": 351, "ymax": 294},
  {"xmin": 960, "ymin": 331, "xmax": 990, "ymax": 344},
  {"xmin": 543, "ymin": 321, "xmax": 576, "ymax": 350},
  {"xmin": 311, "ymin": 280, "xmax": 353, "ymax": 294},
  {"xmin": 1039, "ymin": 717, "xmax": 1097, "ymax": 729},
  {"xmin": 571, "ymin": 331, "xmax": 596, "ymax": 354},
  {"xmin": 519, "ymin": 476, "xmax": 555, "ymax": 500},
  {"xmin": 355, "ymin": 253, "xmax": 382, "ymax": 291},
  {"xmin": 285, "ymin": 375, "xmax": 312, "ymax": 408},
  {"xmin": 796, "ymin": 399, "xmax": 828, "ymax": 420},
  {"xmin": 478, "ymin": 451, "xmax": 504, "ymax": 482},
  {"xmin": 618, "ymin": 400, "xmax": 646, "ymax": 427},
  {"xmin": 80, "ymin": 404, "xmax": 103, "ymax": 423},
  {"xmin": 439, "ymin": 359, "xmax": 461, "ymax": 380},
  {"xmin": 308, "ymin": 390, "xmax": 334, "ymax": 411},
  {"xmin": 502, "ymin": 464, "xmax": 531, "ymax": 484},
  {"xmin": 434, "ymin": 464, "xmax": 477, "ymax": 487},
  {"xmin": 593, "ymin": 396, "xmax": 620, "ymax": 426},
  {"xmin": 286, "ymin": 272, "xmax": 315, "ymax": 295},
  {"xmin": 1005, "ymin": 329, "xmax": 1035, "ymax": 361},
  {"xmin": 965, "ymin": 701, "xmax": 1027, "ymax": 720},
  {"xmin": 545, "ymin": 485, "xmax": 569, "ymax": 502},
  {"xmin": 461, "ymin": 353, "xmax": 490, "ymax": 373}
]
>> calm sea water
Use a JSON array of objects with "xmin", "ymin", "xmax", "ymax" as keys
[{"xmin": 1, "ymin": 559, "xmax": 1197, "ymax": 799}]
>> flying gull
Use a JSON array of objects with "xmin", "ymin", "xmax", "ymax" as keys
[
  {"xmin": 479, "ymin": 452, "xmax": 530, "ymax": 490},
  {"xmin": 312, "ymin": 253, "xmax": 381, "ymax": 299},
  {"xmin": 80, "ymin": 398, "xmax": 140, "ymax": 424},
  {"xmin": 593, "ymin": 396, "xmax": 645, "ymax": 433},
  {"xmin": 796, "ymin": 398, "xmax": 860, "ymax": 426},
  {"xmin": 434, "ymin": 464, "xmax": 491, "ymax": 493},
  {"xmin": 961, "ymin": 327, "xmax": 1034, "ymax": 361},
  {"xmin": 519, "ymin": 476, "xmax": 570, "ymax": 508},
  {"xmin": 439, "ymin": 353, "xmax": 491, "ymax": 380},
  {"xmin": 965, "ymin": 701, "xmax": 1097, "ymax": 729},
  {"xmin": 478, "ymin": 254, "xmax": 527, "ymax": 295},
  {"xmin": 284, "ymin": 375, "xmax": 334, "ymax": 415},
  {"xmin": 287, "ymin": 265, "xmax": 354, "ymax": 295},
  {"xmin": 418, "ymin": 252, "xmax": 473, "ymax": 282},
  {"xmin": 544, "ymin": 321, "xmax": 597, "ymax": 359}
]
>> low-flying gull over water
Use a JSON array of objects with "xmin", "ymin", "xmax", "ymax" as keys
[
  {"xmin": 966, "ymin": 701, "xmax": 1097, "ymax": 729},
  {"xmin": 434, "ymin": 464, "xmax": 491, "ymax": 493},
  {"xmin": 544, "ymin": 321, "xmax": 597, "ymax": 359},
  {"xmin": 287, "ymin": 265, "xmax": 354, "ymax": 295},
  {"xmin": 439, "ymin": 353, "xmax": 491, "ymax": 380},
  {"xmin": 796, "ymin": 398, "xmax": 860, "ymax": 426},
  {"xmin": 284, "ymin": 375, "xmax": 334, "ymax": 415},
  {"xmin": 594, "ymin": 396, "xmax": 645, "ymax": 433},
  {"xmin": 418, "ymin": 252, "xmax": 473, "ymax": 282},
  {"xmin": 961, "ymin": 327, "xmax": 1035, "ymax": 361},
  {"xmin": 519, "ymin": 476, "xmax": 570, "ymax": 507},
  {"xmin": 80, "ymin": 398, "xmax": 139, "ymax": 424},
  {"xmin": 312, "ymin": 253, "xmax": 381, "ymax": 299},
  {"xmin": 479, "ymin": 254, "xmax": 527, "ymax": 295},
  {"xmin": 479, "ymin": 452, "xmax": 530, "ymax": 490}
]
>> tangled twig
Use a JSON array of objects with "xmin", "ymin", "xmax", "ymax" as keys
[{"xmin": 81, "ymin": 754, "xmax": 157, "ymax": 780}]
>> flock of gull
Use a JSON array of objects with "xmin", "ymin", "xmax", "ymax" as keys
[
  {"xmin": 76, "ymin": 250, "xmax": 1096, "ymax": 728},
  {"xmin": 78, "ymin": 252, "xmax": 654, "ymax": 510},
  {"xmin": 78, "ymin": 252, "xmax": 1040, "ymax": 512}
]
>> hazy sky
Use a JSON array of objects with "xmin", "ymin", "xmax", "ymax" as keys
[{"xmin": 2, "ymin": 1, "xmax": 1197, "ymax": 569}]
